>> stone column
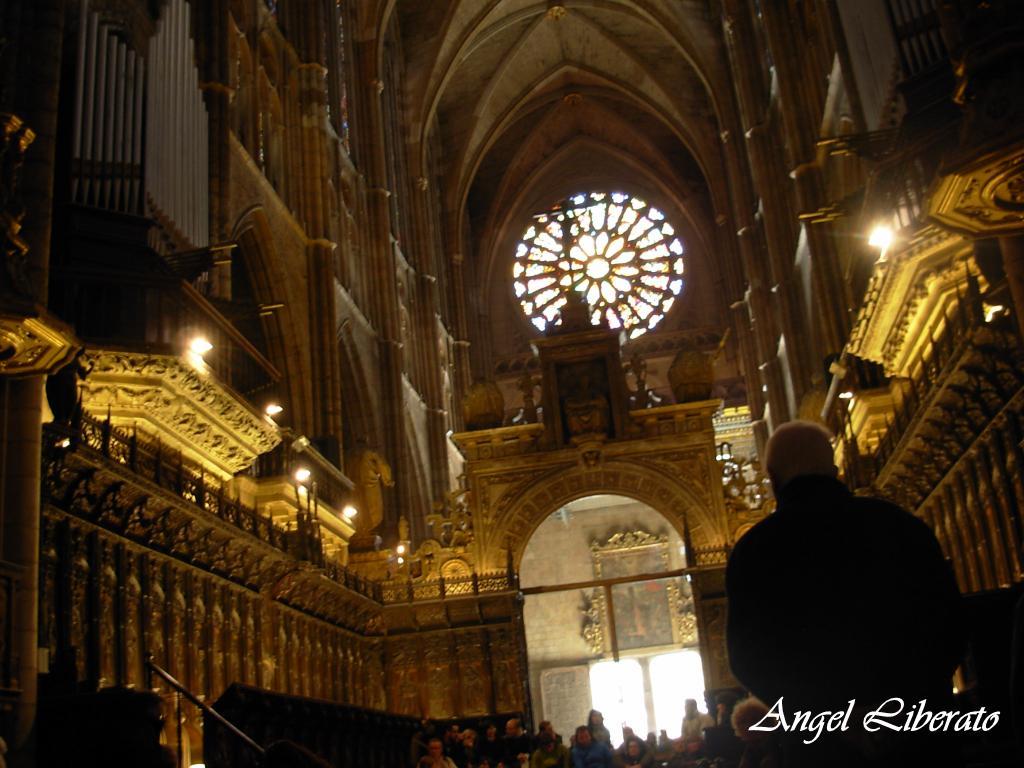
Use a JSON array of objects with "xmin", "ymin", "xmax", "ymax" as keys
[
  {"xmin": 351, "ymin": 36, "xmax": 407, "ymax": 539},
  {"xmin": 0, "ymin": 1, "xmax": 66, "ymax": 764},
  {"xmin": 0, "ymin": 379, "xmax": 44, "ymax": 767},
  {"xmin": 759, "ymin": 4, "xmax": 851, "ymax": 359},
  {"xmin": 721, "ymin": 0, "xmax": 811, "ymax": 397}
]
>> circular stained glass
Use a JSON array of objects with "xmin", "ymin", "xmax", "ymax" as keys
[{"xmin": 513, "ymin": 191, "xmax": 685, "ymax": 339}]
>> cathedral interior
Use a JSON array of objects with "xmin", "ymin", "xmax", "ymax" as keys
[{"xmin": 0, "ymin": 0, "xmax": 1022, "ymax": 766}]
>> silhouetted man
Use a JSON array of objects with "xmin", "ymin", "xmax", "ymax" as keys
[{"xmin": 726, "ymin": 421, "xmax": 965, "ymax": 767}]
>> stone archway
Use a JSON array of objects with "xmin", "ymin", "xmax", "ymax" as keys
[
  {"xmin": 456, "ymin": 399, "xmax": 736, "ymax": 692},
  {"xmin": 467, "ymin": 445, "xmax": 728, "ymax": 574},
  {"xmin": 499, "ymin": 458, "xmax": 726, "ymax": 572}
]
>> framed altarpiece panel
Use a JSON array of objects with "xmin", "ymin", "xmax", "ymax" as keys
[{"xmin": 581, "ymin": 530, "xmax": 698, "ymax": 655}]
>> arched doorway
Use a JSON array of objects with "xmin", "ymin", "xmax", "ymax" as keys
[{"xmin": 519, "ymin": 494, "xmax": 708, "ymax": 745}]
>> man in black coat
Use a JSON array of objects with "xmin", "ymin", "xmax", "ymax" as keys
[{"xmin": 726, "ymin": 420, "xmax": 966, "ymax": 767}]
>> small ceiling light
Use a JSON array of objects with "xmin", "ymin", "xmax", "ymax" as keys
[
  {"xmin": 265, "ymin": 403, "xmax": 283, "ymax": 417},
  {"xmin": 396, "ymin": 544, "xmax": 406, "ymax": 555},
  {"xmin": 189, "ymin": 337, "xmax": 213, "ymax": 356},
  {"xmin": 868, "ymin": 225, "xmax": 893, "ymax": 251},
  {"xmin": 342, "ymin": 504, "xmax": 358, "ymax": 519},
  {"xmin": 293, "ymin": 467, "xmax": 311, "ymax": 483},
  {"xmin": 838, "ymin": 391, "xmax": 854, "ymax": 400}
]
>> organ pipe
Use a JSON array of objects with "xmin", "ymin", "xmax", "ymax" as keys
[
  {"xmin": 144, "ymin": 0, "xmax": 209, "ymax": 247},
  {"xmin": 70, "ymin": 1, "xmax": 145, "ymax": 215}
]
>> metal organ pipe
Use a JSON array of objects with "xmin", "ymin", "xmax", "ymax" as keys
[
  {"xmin": 71, "ymin": 2, "xmax": 145, "ymax": 215},
  {"xmin": 143, "ymin": 0, "xmax": 208, "ymax": 247},
  {"xmin": 72, "ymin": 0, "xmax": 89, "ymax": 203}
]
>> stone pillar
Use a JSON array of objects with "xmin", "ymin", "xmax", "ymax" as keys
[
  {"xmin": 758, "ymin": 4, "xmax": 851, "ymax": 359},
  {"xmin": 351, "ymin": 36, "xmax": 407, "ymax": 539},
  {"xmin": 195, "ymin": 0, "xmax": 234, "ymax": 244},
  {"xmin": 0, "ymin": 2, "xmax": 66, "ymax": 764},
  {"xmin": 0, "ymin": 378, "xmax": 44, "ymax": 767},
  {"xmin": 721, "ymin": 0, "xmax": 811, "ymax": 398}
]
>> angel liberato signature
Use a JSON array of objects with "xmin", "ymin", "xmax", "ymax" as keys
[{"xmin": 748, "ymin": 697, "xmax": 1000, "ymax": 745}]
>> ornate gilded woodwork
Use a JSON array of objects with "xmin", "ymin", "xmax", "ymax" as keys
[
  {"xmin": 930, "ymin": 150, "xmax": 1024, "ymax": 236},
  {"xmin": 846, "ymin": 231, "xmax": 974, "ymax": 375},
  {"xmin": 78, "ymin": 350, "xmax": 280, "ymax": 477},
  {"xmin": 0, "ymin": 311, "xmax": 78, "ymax": 378}
]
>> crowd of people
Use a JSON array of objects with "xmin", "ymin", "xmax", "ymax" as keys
[{"xmin": 411, "ymin": 699, "xmax": 777, "ymax": 768}]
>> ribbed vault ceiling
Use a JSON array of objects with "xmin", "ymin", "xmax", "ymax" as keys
[{"xmin": 389, "ymin": 0, "xmax": 734, "ymax": 356}]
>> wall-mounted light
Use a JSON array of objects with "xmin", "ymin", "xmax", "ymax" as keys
[
  {"xmin": 396, "ymin": 543, "xmax": 406, "ymax": 555},
  {"xmin": 265, "ymin": 403, "xmax": 283, "ymax": 417},
  {"xmin": 868, "ymin": 225, "xmax": 893, "ymax": 263},
  {"xmin": 186, "ymin": 336, "xmax": 213, "ymax": 371},
  {"xmin": 838, "ymin": 390, "xmax": 854, "ymax": 400},
  {"xmin": 868, "ymin": 225, "xmax": 892, "ymax": 250},
  {"xmin": 189, "ymin": 337, "xmax": 213, "ymax": 356},
  {"xmin": 396, "ymin": 556, "xmax": 405, "ymax": 565},
  {"xmin": 293, "ymin": 467, "xmax": 311, "ymax": 483},
  {"xmin": 983, "ymin": 303, "xmax": 1006, "ymax": 323},
  {"xmin": 342, "ymin": 504, "xmax": 358, "ymax": 519}
]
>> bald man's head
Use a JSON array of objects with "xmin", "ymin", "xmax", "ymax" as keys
[{"xmin": 764, "ymin": 421, "xmax": 837, "ymax": 493}]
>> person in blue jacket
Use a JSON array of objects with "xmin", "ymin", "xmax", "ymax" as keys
[{"xmin": 570, "ymin": 725, "xmax": 613, "ymax": 768}]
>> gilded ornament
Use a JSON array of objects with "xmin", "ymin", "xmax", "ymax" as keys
[
  {"xmin": 668, "ymin": 347, "xmax": 715, "ymax": 403},
  {"xmin": 345, "ymin": 448, "xmax": 394, "ymax": 541},
  {"xmin": 462, "ymin": 380, "xmax": 505, "ymax": 429}
]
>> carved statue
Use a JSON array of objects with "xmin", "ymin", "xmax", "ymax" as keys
[
  {"xmin": 345, "ymin": 448, "xmax": 394, "ymax": 537},
  {"xmin": 516, "ymin": 370, "xmax": 538, "ymax": 423},
  {"xmin": 629, "ymin": 352, "xmax": 649, "ymax": 408}
]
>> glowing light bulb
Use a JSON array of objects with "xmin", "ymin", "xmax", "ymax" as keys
[
  {"xmin": 265, "ymin": 403, "xmax": 283, "ymax": 417},
  {"xmin": 293, "ymin": 467, "xmax": 311, "ymax": 483},
  {"xmin": 868, "ymin": 226, "xmax": 893, "ymax": 251},
  {"xmin": 189, "ymin": 337, "xmax": 213, "ymax": 356}
]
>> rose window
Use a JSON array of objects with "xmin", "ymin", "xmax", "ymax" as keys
[{"xmin": 513, "ymin": 192, "xmax": 685, "ymax": 338}]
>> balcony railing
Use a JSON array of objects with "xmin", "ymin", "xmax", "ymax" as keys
[
  {"xmin": 47, "ymin": 409, "xmax": 380, "ymax": 602},
  {"xmin": 380, "ymin": 570, "xmax": 518, "ymax": 604}
]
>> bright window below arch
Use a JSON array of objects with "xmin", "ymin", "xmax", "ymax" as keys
[{"xmin": 513, "ymin": 191, "xmax": 685, "ymax": 339}]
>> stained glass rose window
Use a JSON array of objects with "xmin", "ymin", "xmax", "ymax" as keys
[{"xmin": 513, "ymin": 192, "xmax": 685, "ymax": 338}]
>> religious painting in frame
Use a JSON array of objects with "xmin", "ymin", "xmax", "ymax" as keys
[{"xmin": 581, "ymin": 529, "xmax": 697, "ymax": 655}]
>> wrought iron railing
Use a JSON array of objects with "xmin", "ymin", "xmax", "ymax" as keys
[{"xmin": 49, "ymin": 409, "xmax": 381, "ymax": 602}]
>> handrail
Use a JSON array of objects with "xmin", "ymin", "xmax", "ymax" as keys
[{"xmin": 146, "ymin": 656, "xmax": 265, "ymax": 758}]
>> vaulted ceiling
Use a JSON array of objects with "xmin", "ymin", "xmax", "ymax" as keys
[{"xmin": 387, "ymin": 0, "xmax": 739, "ymax": 359}]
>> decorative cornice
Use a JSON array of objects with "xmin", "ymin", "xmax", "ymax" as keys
[
  {"xmin": 0, "ymin": 308, "xmax": 78, "ymax": 377},
  {"xmin": 80, "ymin": 350, "xmax": 280, "ymax": 476},
  {"xmin": 930, "ymin": 144, "xmax": 1024, "ymax": 237},
  {"xmin": 846, "ymin": 229, "xmax": 969, "ymax": 373}
]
